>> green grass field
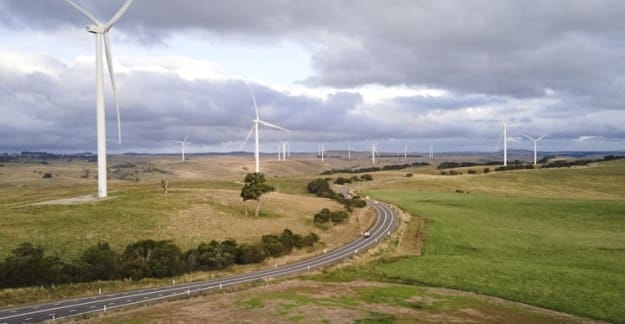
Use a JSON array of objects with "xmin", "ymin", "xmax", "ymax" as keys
[{"xmin": 358, "ymin": 160, "xmax": 625, "ymax": 322}]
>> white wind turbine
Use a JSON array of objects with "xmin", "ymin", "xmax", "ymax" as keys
[
  {"xmin": 66, "ymin": 0, "xmax": 133, "ymax": 198},
  {"xmin": 370, "ymin": 142, "xmax": 379, "ymax": 164},
  {"xmin": 521, "ymin": 134, "xmax": 546, "ymax": 165},
  {"xmin": 347, "ymin": 142, "xmax": 351, "ymax": 160},
  {"xmin": 278, "ymin": 142, "xmax": 289, "ymax": 161},
  {"xmin": 176, "ymin": 136, "xmax": 189, "ymax": 161},
  {"xmin": 495, "ymin": 120, "xmax": 509, "ymax": 166},
  {"xmin": 403, "ymin": 145, "xmax": 407, "ymax": 160},
  {"xmin": 241, "ymin": 89, "xmax": 288, "ymax": 173}
]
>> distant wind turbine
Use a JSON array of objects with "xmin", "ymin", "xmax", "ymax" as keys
[
  {"xmin": 403, "ymin": 145, "xmax": 407, "ymax": 160},
  {"xmin": 281, "ymin": 141, "xmax": 288, "ymax": 161},
  {"xmin": 66, "ymin": 0, "xmax": 133, "ymax": 198},
  {"xmin": 521, "ymin": 134, "xmax": 546, "ymax": 165},
  {"xmin": 347, "ymin": 142, "xmax": 351, "ymax": 160},
  {"xmin": 370, "ymin": 143, "xmax": 379, "ymax": 164},
  {"xmin": 176, "ymin": 136, "xmax": 189, "ymax": 161},
  {"xmin": 495, "ymin": 121, "xmax": 509, "ymax": 166},
  {"xmin": 429, "ymin": 143, "xmax": 434, "ymax": 159},
  {"xmin": 241, "ymin": 88, "xmax": 288, "ymax": 173}
]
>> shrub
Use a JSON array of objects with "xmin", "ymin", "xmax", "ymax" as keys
[
  {"xmin": 261, "ymin": 234, "xmax": 290, "ymax": 257},
  {"xmin": 314, "ymin": 208, "xmax": 349, "ymax": 224},
  {"xmin": 406, "ymin": 173, "xmax": 413, "ymax": 177},
  {"xmin": 467, "ymin": 169, "xmax": 477, "ymax": 174},
  {"xmin": 42, "ymin": 172, "xmax": 53, "ymax": 178},
  {"xmin": 484, "ymin": 168, "xmax": 490, "ymax": 173},
  {"xmin": 236, "ymin": 244, "xmax": 266, "ymax": 264},
  {"xmin": 330, "ymin": 210, "xmax": 349, "ymax": 223},
  {"xmin": 334, "ymin": 177, "xmax": 352, "ymax": 185},
  {"xmin": 314, "ymin": 208, "xmax": 332, "ymax": 223}
]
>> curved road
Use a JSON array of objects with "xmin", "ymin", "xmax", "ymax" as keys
[{"xmin": 0, "ymin": 200, "xmax": 398, "ymax": 323}]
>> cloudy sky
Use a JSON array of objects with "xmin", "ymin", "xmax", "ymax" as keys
[{"xmin": 1, "ymin": 0, "xmax": 624, "ymax": 154}]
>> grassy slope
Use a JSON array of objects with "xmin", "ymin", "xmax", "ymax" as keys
[
  {"xmin": 0, "ymin": 177, "xmax": 338, "ymax": 260},
  {"xmin": 79, "ymin": 280, "xmax": 585, "ymax": 323},
  {"xmin": 364, "ymin": 160, "xmax": 625, "ymax": 322}
]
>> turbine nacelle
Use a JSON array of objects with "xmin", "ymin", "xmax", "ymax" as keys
[{"xmin": 86, "ymin": 25, "xmax": 105, "ymax": 34}]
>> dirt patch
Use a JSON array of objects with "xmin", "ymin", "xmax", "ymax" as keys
[{"xmin": 30, "ymin": 193, "xmax": 111, "ymax": 206}]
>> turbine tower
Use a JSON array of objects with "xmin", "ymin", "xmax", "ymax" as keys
[
  {"xmin": 66, "ymin": 0, "xmax": 133, "ymax": 198},
  {"xmin": 404, "ymin": 145, "xmax": 407, "ymax": 160},
  {"xmin": 496, "ymin": 121, "xmax": 509, "ymax": 166},
  {"xmin": 241, "ymin": 88, "xmax": 288, "ymax": 173},
  {"xmin": 347, "ymin": 142, "xmax": 351, "ymax": 160},
  {"xmin": 280, "ymin": 141, "xmax": 288, "ymax": 161},
  {"xmin": 176, "ymin": 136, "xmax": 189, "ymax": 161},
  {"xmin": 429, "ymin": 144, "xmax": 434, "ymax": 159},
  {"xmin": 521, "ymin": 134, "xmax": 546, "ymax": 165},
  {"xmin": 370, "ymin": 143, "xmax": 379, "ymax": 164}
]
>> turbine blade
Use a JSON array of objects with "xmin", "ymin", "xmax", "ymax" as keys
[
  {"xmin": 250, "ymin": 88, "xmax": 260, "ymax": 120},
  {"xmin": 184, "ymin": 135, "xmax": 189, "ymax": 144},
  {"xmin": 537, "ymin": 135, "xmax": 547, "ymax": 142},
  {"xmin": 240, "ymin": 125, "xmax": 255, "ymax": 148},
  {"xmin": 495, "ymin": 130, "xmax": 504, "ymax": 151},
  {"xmin": 258, "ymin": 120, "xmax": 288, "ymax": 131},
  {"xmin": 65, "ymin": 0, "xmax": 101, "ymax": 25},
  {"xmin": 105, "ymin": 0, "xmax": 133, "ymax": 30},
  {"xmin": 520, "ymin": 133, "xmax": 533, "ymax": 141},
  {"xmin": 104, "ymin": 33, "xmax": 122, "ymax": 145}
]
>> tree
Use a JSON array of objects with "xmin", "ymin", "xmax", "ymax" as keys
[
  {"xmin": 1, "ymin": 243, "xmax": 63, "ymax": 288},
  {"xmin": 240, "ymin": 173, "xmax": 274, "ymax": 217},
  {"xmin": 79, "ymin": 241, "xmax": 120, "ymax": 281}
]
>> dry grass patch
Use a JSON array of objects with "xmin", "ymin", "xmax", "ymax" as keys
[{"xmin": 76, "ymin": 280, "xmax": 594, "ymax": 324}]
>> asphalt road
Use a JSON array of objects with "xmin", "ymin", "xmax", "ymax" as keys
[{"xmin": 0, "ymin": 200, "xmax": 399, "ymax": 323}]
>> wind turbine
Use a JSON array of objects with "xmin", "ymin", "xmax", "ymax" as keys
[
  {"xmin": 521, "ymin": 134, "xmax": 546, "ymax": 165},
  {"xmin": 241, "ymin": 88, "xmax": 288, "ymax": 173},
  {"xmin": 176, "ymin": 136, "xmax": 189, "ymax": 161},
  {"xmin": 495, "ymin": 121, "xmax": 509, "ymax": 166},
  {"xmin": 370, "ymin": 143, "xmax": 379, "ymax": 164},
  {"xmin": 280, "ymin": 141, "xmax": 288, "ymax": 161},
  {"xmin": 403, "ymin": 145, "xmax": 407, "ymax": 160},
  {"xmin": 347, "ymin": 142, "xmax": 351, "ymax": 160},
  {"xmin": 66, "ymin": 0, "xmax": 133, "ymax": 198},
  {"xmin": 429, "ymin": 143, "xmax": 434, "ymax": 159}
]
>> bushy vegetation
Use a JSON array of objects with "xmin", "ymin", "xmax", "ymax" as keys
[
  {"xmin": 321, "ymin": 162, "xmax": 429, "ymax": 175},
  {"xmin": 307, "ymin": 178, "xmax": 367, "ymax": 211},
  {"xmin": 314, "ymin": 208, "xmax": 349, "ymax": 224},
  {"xmin": 494, "ymin": 162, "xmax": 534, "ymax": 171},
  {"xmin": 0, "ymin": 229, "xmax": 319, "ymax": 289},
  {"xmin": 437, "ymin": 161, "xmax": 484, "ymax": 169},
  {"xmin": 334, "ymin": 177, "xmax": 352, "ymax": 185}
]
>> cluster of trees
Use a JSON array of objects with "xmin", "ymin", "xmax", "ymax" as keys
[
  {"xmin": 306, "ymin": 178, "xmax": 367, "ymax": 211},
  {"xmin": 437, "ymin": 161, "xmax": 500, "ymax": 170},
  {"xmin": 334, "ymin": 174, "xmax": 373, "ymax": 185},
  {"xmin": 440, "ymin": 170, "xmax": 463, "ymax": 175},
  {"xmin": 0, "ymin": 229, "xmax": 319, "ymax": 289},
  {"xmin": 494, "ymin": 162, "xmax": 534, "ymax": 171},
  {"xmin": 321, "ymin": 162, "xmax": 429, "ymax": 175},
  {"xmin": 314, "ymin": 208, "xmax": 349, "ymax": 224},
  {"xmin": 541, "ymin": 155, "xmax": 624, "ymax": 169}
]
